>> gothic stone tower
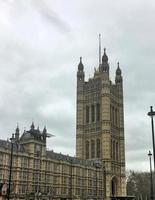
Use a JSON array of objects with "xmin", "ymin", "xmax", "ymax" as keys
[{"xmin": 76, "ymin": 49, "xmax": 126, "ymax": 199}]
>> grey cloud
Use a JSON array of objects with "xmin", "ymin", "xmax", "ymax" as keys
[
  {"xmin": 0, "ymin": 0, "xmax": 155, "ymax": 171},
  {"xmin": 32, "ymin": 0, "xmax": 71, "ymax": 33},
  {"xmin": 38, "ymin": 7, "xmax": 71, "ymax": 33}
]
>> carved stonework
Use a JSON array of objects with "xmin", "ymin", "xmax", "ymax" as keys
[{"xmin": 76, "ymin": 49, "xmax": 126, "ymax": 199}]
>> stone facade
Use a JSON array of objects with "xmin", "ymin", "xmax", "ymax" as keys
[
  {"xmin": 0, "ymin": 124, "xmax": 105, "ymax": 200},
  {"xmin": 76, "ymin": 49, "xmax": 126, "ymax": 199}
]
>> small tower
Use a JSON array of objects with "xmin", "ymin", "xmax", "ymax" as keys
[
  {"xmin": 15, "ymin": 124, "xmax": 20, "ymax": 140},
  {"xmin": 115, "ymin": 62, "xmax": 122, "ymax": 84},
  {"xmin": 99, "ymin": 48, "xmax": 109, "ymax": 79},
  {"xmin": 76, "ymin": 47, "xmax": 126, "ymax": 199},
  {"xmin": 43, "ymin": 126, "xmax": 47, "ymax": 143},
  {"xmin": 30, "ymin": 122, "xmax": 35, "ymax": 130},
  {"xmin": 77, "ymin": 57, "xmax": 85, "ymax": 82},
  {"xmin": 76, "ymin": 57, "xmax": 85, "ymax": 158}
]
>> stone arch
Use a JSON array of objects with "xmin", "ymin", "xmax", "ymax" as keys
[{"xmin": 111, "ymin": 176, "xmax": 118, "ymax": 196}]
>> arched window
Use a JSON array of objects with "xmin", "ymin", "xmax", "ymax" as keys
[
  {"xmin": 111, "ymin": 177, "xmax": 117, "ymax": 196},
  {"xmin": 86, "ymin": 141, "xmax": 89, "ymax": 159},
  {"xmin": 96, "ymin": 103, "xmax": 100, "ymax": 121},
  {"xmin": 113, "ymin": 141, "xmax": 115, "ymax": 160},
  {"xmin": 112, "ymin": 107, "xmax": 115, "ymax": 125},
  {"xmin": 116, "ymin": 142, "xmax": 119, "ymax": 161},
  {"xmin": 91, "ymin": 140, "xmax": 95, "ymax": 158},
  {"xmin": 96, "ymin": 139, "xmax": 100, "ymax": 158},
  {"xmin": 110, "ymin": 105, "xmax": 112, "ymax": 121},
  {"xmin": 86, "ymin": 106, "xmax": 89, "ymax": 123},
  {"xmin": 91, "ymin": 105, "xmax": 95, "ymax": 122}
]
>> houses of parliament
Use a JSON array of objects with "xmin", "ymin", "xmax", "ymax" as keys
[{"xmin": 0, "ymin": 45, "xmax": 126, "ymax": 200}]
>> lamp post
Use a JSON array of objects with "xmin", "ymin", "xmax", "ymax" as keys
[
  {"xmin": 148, "ymin": 151, "xmax": 154, "ymax": 200},
  {"xmin": 147, "ymin": 106, "xmax": 155, "ymax": 171},
  {"xmin": 7, "ymin": 134, "xmax": 15, "ymax": 200}
]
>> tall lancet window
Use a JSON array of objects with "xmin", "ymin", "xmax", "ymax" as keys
[
  {"xmin": 116, "ymin": 142, "xmax": 119, "ymax": 161},
  {"xmin": 86, "ymin": 106, "xmax": 90, "ymax": 123},
  {"xmin": 96, "ymin": 139, "xmax": 101, "ymax": 158},
  {"xmin": 115, "ymin": 108, "xmax": 117, "ymax": 126},
  {"xmin": 91, "ymin": 105, "xmax": 95, "ymax": 122},
  {"xmin": 112, "ymin": 106, "xmax": 115, "ymax": 125},
  {"xmin": 113, "ymin": 141, "xmax": 115, "ymax": 160},
  {"xmin": 91, "ymin": 140, "xmax": 95, "ymax": 158},
  {"xmin": 96, "ymin": 103, "xmax": 100, "ymax": 121},
  {"xmin": 110, "ymin": 106, "xmax": 112, "ymax": 121},
  {"xmin": 86, "ymin": 141, "xmax": 89, "ymax": 159}
]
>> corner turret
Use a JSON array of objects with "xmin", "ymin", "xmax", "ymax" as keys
[
  {"xmin": 77, "ymin": 57, "xmax": 85, "ymax": 81},
  {"xmin": 115, "ymin": 62, "xmax": 123, "ymax": 84},
  {"xmin": 102, "ymin": 48, "xmax": 108, "ymax": 63},
  {"xmin": 30, "ymin": 122, "xmax": 35, "ymax": 130},
  {"xmin": 15, "ymin": 124, "xmax": 20, "ymax": 140},
  {"xmin": 102, "ymin": 48, "xmax": 109, "ymax": 72},
  {"xmin": 43, "ymin": 126, "xmax": 47, "ymax": 142}
]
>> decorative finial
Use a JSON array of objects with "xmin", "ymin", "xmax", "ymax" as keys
[
  {"xmin": 16, "ymin": 123, "xmax": 19, "ymax": 133},
  {"xmin": 31, "ymin": 122, "xmax": 35, "ymax": 130},
  {"xmin": 116, "ymin": 62, "xmax": 121, "ymax": 75},
  {"xmin": 43, "ymin": 126, "xmax": 47, "ymax": 132},
  {"xmin": 78, "ymin": 57, "xmax": 84, "ymax": 71},
  {"xmin": 102, "ymin": 48, "xmax": 108, "ymax": 63},
  {"xmin": 15, "ymin": 123, "xmax": 20, "ymax": 140}
]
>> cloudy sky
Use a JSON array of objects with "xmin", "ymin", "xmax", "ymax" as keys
[{"xmin": 0, "ymin": 0, "xmax": 155, "ymax": 171}]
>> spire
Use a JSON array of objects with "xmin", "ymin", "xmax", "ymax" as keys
[
  {"xmin": 77, "ymin": 57, "xmax": 85, "ymax": 82},
  {"xmin": 43, "ymin": 126, "xmax": 47, "ymax": 134},
  {"xmin": 78, "ymin": 57, "xmax": 84, "ymax": 71},
  {"xmin": 15, "ymin": 123, "xmax": 20, "ymax": 140},
  {"xmin": 16, "ymin": 123, "xmax": 19, "ymax": 133},
  {"xmin": 30, "ymin": 122, "xmax": 35, "ymax": 130},
  {"xmin": 43, "ymin": 126, "xmax": 47, "ymax": 142},
  {"xmin": 100, "ymin": 48, "xmax": 109, "ymax": 74},
  {"xmin": 102, "ymin": 48, "xmax": 108, "ymax": 63},
  {"xmin": 99, "ymin": 34, "xmax": 101, "ymax": 65},
  {"xmin": 115, "ymin": 62, "xmax": 122, "ymax": 84},
  {"xmin": 116, "ymin": 62, "xmax": 121, "ymax": 75},
  {"xmin": 37, "ymin": 126, "xmax": 40, "ymax": 132}
]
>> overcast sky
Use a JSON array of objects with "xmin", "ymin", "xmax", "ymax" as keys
[{"xmin": 0, "ymin": 0, "xmax": 155, "ymax": 171}]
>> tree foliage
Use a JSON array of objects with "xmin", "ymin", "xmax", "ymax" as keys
[{"xmin": 126, "ymin": 170, "xmax": 155, "ymax": 200}]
